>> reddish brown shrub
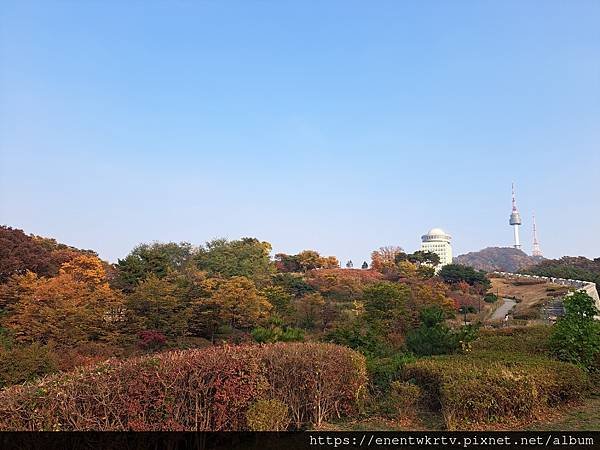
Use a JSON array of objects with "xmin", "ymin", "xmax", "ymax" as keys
[
  {"xmin": 138, "ymin": 330, "xmax": 167, "ymax": 350},
  {"xmin": 256, "ymin": 342, "xmax": 367, "ymax": 428},
  {"xmin": 0, "ymin": 343, "xmax": 366, "ymax": 431}
]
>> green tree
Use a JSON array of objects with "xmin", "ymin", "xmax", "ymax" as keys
[
  {"xmin": 406, "ymin": 306, "xmax": 478, "ymax": 356},
  {"xmin": 125, "ymin": 274, "xmax": 190, "ymax": 339},
  {"xmin": 195, "ymin": 238, "xmax": 274, "ymax": 285},
  {"xmin": 549, "ymin": 291, "xmax": 600, "ymax": 371},
  {"xmin": 271, "ymin": 273, "xmax": 315, "ymax": 297},
  {"xmin": 188, "ymin": 297, "xmax": 222, "ymax": 342},
  {"xmin": 438, "ymin": 264, "xmax": 491, "ymax": 289},
  {"xmin": 114, "ymin": 242, "xmax": 194, "ymax": 292},
  {"xmin": 362, "ymin": 281, "xmax": 410, "ymax": 324},
  {"xmin": 361, "ymin": 261, "xmax": 368, "ymax": 269},
  {"xmin": 262, "ymin": 285, "xmax": 293, "ymax": 318}
]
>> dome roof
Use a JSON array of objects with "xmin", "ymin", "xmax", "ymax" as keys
[{"xmin": 428, "ymin": 227, "xmax": 447, "ymax": 236}]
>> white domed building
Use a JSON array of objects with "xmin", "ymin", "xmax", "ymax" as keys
[{"xmin": 420, "ymin": 228, "xmax": 453, "ymax": 269}]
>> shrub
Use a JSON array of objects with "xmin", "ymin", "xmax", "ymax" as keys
[
  {"xmin": 0, "ymin": 342, "xmax": 366, "ymax": 431},
  {"xmin": 245, "ymin": 399, "xmax": 290, "ymax": 431},
  {"xmin": 374, "ymin": 380, "xmax": 422, "ymax": 418},
  {"xmin": 406, "ymin": 307, "xmax": 478, "ymax": 356},
  {"xmin": 549, "ymin": 291, "xmax": 600, "ymax": 371},
  {"xmin": 257, "ymin": 343, "xmax": 367, "ymax": 429},
  {"xmin": 138, "ymin": 330, "xmax": 167, "ymax": 350},
  {"xmin": 327, "ymin": 319, "xmax": 391, "ymax": 358},
  {"xmin": 251, "ymin": 325, "xmax": 304, "ymax": 344},
  {"xmin": 404, "ymin": 353, "xmax": 589, "ymax": 430},
  {"xmin": 386, "ymin": 381, "xmax": 422, "ymax": 417},
  {"xmin": 472, "ymin": 326, "xmax": 551, "ymax": 355},
  {"xmin": 0, "ymin": 343, "xmax": 59, "ymax": 388},
  {"xmin": 483, "ymin": 293, "xmax": 498, "ymax": 303},
  {"xmin": 366, "ymin": 353, "xmax": 415, "ymax": 393}
]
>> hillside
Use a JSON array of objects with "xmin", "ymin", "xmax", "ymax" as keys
[
  {"xmin": 523, "ymin": 256, "xmax": 600, "ymax": 285},
  {"xmin": 454, "ymin": 247, "xmax": 543, "ymax": 273}
]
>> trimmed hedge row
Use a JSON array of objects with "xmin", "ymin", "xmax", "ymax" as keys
[
  {"xmin": 404, "ymin": 352, "xmax": 589, "ymax": 430},
  {"xmin": 471, "ymin": 326, "xmax": 552, "ymax": 355},
  {"xmin": 0, "ymin": 342, "xmax": 367, "ymax": 431}
]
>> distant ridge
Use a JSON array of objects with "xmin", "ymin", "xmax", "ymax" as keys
[{"xmin": 454, "ymin": 247, "xmax": 543, "ymax": 273}]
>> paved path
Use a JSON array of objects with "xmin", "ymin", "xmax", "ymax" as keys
[{"xmin": 491, "ymin": 298, "xmax": 516, "ymax": 320}]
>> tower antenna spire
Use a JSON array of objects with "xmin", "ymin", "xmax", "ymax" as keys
[
  {"xmin": 509, "ymin": 182, "xmax": 522, "ymax": 250},
  {"xmin": 532, "ymin": 213, "xmax": 542, "ymax": 257}
]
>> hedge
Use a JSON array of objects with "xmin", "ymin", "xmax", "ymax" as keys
[
  {"xmin": 0, "ymin": 342, "xmax": 366, "ymax": 431},
  {"xmin": 471, "ymin": 326, "xmax": 552, "ymax": 356},
  {"xmin": 404, "ymin": 352, "xmax": 589, "ymax": 430}
]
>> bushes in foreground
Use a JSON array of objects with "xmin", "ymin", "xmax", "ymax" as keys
[
  {"xmin": 404, "ymin": 352, "xmax": 589, "ymax": 430},
  {"xmin": 0, "ymin": 342, "xmax": 366, "ymax": 431}
]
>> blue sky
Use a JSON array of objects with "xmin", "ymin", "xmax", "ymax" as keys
[{"xmin": 1, "ymin": 1, "xmax": 599, "ymax": 263}]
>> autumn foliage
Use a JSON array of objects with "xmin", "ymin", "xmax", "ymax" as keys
[
  {"xmin": 0, "ymin": 343, "xmax": 366, "ymax": 431},
  {"xmin": 4, "ymin": 255, "xmax": 124, "ymax": 347}
]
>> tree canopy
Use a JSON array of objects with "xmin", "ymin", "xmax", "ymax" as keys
[
  {"xmin": 438, "ymin": 264, "xmax": 491, "ymax": 289},
  {"xmin": 195, "ymin": 238, "xmax": 274, "ymax": 284}
]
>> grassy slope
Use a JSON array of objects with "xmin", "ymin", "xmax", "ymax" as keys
[{"xmin": 324, "ymin": 326, "xmax": 597, "ymax": 431}]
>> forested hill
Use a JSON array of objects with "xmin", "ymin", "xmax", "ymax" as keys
[
  {"xmin": 454, "ymin": 247, "xmax": 543, "ymax": 273},
  {"xmin": 522, "ymin": 256, "xmax": 600, "ymax": 285},
  {"xmin": 0, "ymin": 226, "xmax": 97, "ymax": 282}
]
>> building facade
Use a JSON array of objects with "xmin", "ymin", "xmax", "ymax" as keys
[{"xmin": 420, "ymin": 227, "xmax": 453, "ymax": 268}]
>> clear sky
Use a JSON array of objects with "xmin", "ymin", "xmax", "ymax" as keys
[{"xmin": 1, "ymin": 1, "xmax": 599, "ymax": 264}]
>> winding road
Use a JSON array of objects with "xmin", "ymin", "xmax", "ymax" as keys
[{"xmin": 491, "ymin": 298, "xmax": 516, "ymax": 320}]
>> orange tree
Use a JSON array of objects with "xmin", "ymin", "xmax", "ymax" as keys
[{"xmin": 4, "ymin": 255, "xmax": 125, "ymax": 347}]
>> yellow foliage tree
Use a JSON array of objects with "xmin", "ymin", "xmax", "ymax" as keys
[
  {"xmin": 5, "ymin": 255, "xmax": 124, "ymax": 347},
  {"xmin": 208, "ymin": 276, "xmax": 272, "ymax": 329}
]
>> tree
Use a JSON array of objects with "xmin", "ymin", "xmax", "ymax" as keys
[
  {"xmin": 125, "ymin": 274, "xmax": 189, "ymax": 339},
  {"xmin": 370, "ymin": 246, "xmax": 403, "ymax": 272},
  {"xmin": 293, "ymin": 292, "xmax": 325, "ymax": 329},
  {"xmin": 406, "ymin": 250, "xmax": 440, "ymax": 266},
  {"xmin": 346, "ymin": 260, "xmax": 353, "ymax": 269},
  {"xmin": 397, "ymin": 261, "xmax": 418, "ymax": 278},
  {"xmin": 549, "ymin": 291, "xmax": 600, "ymax": 370},
  {"xmin": 5, "ymin": 255, "xmax": 124, "ymax": 347},
  {"xmin": 271, "ymin": 273, "xmax": 315, "ymax": 298},
  {"xmin": 362, "ymin": 282, "xmax": 410, "ymax": 336},
  {"xmin": 361, "ymin": 261, "xmax": 369, "ymax": 270},
  {"xmin": 274, "ymin": 253, "xmax": 301, "ymax": 272},
  {"xmin": 416, "ymin": 265, "xmax": 435, "ymax": 279},
  {"xmin": 296, "ymin": 251, "xmax": 323, "ymax": 271},
  {"xmin": 261, "ymin": 285, "xmax": 293, "ymax": 318},
  {"xmin": 208, "ymin": 276, "xmax": 272, "ymax": 329},
  {"xmin": 322, "ymin": 256, "xmax": 340, "ymax": 269},
  {"xmin": 410, "ymin": 281, "xmax": 455, "ymax": 316},
  {"xmin": 114, "ymin": 242, "xmax": 194, "ymax": 292},
  {"xmin": 0, "ymin": 226, "xmax": 94, "ymax": 283},
  {"xmin": 438, "ymin": 264, "xmax": 491, "ymax": 289},
  {"xmin": 405, "ymin": 306, "xmax": 477, "ymax": 356},
  {"xmin": 188, "ymin": 297, "xmax": 222, "ymax": 341},
  {"xmin": 275, "ymin": 250, "xmax": 339, "ymax": 272},
  {"xmin": 195, "ymin": 238, "xmax": 274, "ymax": 285},
  {"xmin": 305, "ymin": 269, "xmax": 379, "ymax": 301}
]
